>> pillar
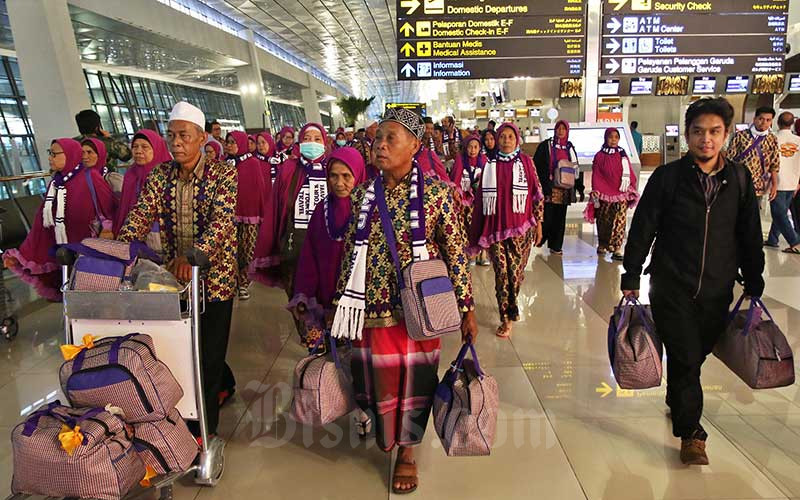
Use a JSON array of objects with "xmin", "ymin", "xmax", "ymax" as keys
[
  {"xmin": 7, "ymin": 0, "xmax": 91, "ymax": 166},
  {"xmin": 237, "ymin": 30, "xmax": 270, "ymax": 131},
  {"xmin": 583, "ymin": 0, "xmax": 602, "ymax": 123},
  {"xmin": 302, "ymin": 85, "xmax": 322, "ymax": 125}
]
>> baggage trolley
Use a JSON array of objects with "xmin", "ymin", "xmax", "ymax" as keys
[{"xmin": 6, "ymin": 248, "xmax": 225, "ymax": 500}]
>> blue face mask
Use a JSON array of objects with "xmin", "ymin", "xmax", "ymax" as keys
[
  {"xmin": 336, "ymin": 139, "xmax": 347, "ymax": 147},
  {"xmin": 300, "ymin": 141, "xmax": 325, "ymax": 160}
]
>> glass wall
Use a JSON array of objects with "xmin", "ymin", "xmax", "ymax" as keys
[
  {"xmin": 83, "ymin": 69, "xmax": 245, "ymax": 140},
  {"xmin": 267, "ymin": 101, "xmax": 306, "ymax": 131}
]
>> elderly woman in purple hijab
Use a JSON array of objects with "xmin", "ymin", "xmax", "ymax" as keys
[
  {"xmin": 288, "ymin": 147, "xmax": 365, "ymax": 351},
  {"xmin": 3, "ymin": 138, "xmax": 116, "ymax": 301},
  {"xmin": 584, "ymin": 127, "xmax": 639, "ymax": 260},
  {"xmin": 250, "ymin": 122, "xmax": 328, "ymax": 298},
  {"xmin": 113, "ymin": 130, "xmax": 172, "ymax": 245},
  {"xmin": 225, "ymin": 130, "xmax": 271, "ymax": 300}
]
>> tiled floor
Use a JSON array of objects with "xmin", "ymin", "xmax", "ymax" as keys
[{"xmin": 0, "ymin": 214, "xmax": 799, "ymax": 499}]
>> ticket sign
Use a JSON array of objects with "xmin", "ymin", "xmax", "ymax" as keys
[
  {"xmin": 397, "ymin": 0, "xmax": 587, "ymax": 80},
  {"xmin": 604, "ymin": 0, "xmax": 787, "ymax": 14}
]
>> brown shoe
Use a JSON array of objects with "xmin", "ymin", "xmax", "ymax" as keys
[{"xmin": 680, "ymin": 438, "xmax": 709, "ymax": 465}]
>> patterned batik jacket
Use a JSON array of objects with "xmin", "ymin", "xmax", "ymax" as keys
[
  {"xmin": 118, "ymin": 156, "xmax": 238, "ymax": 302},
  {"xmin": 335, "ymin": 170, "xmax": 475, "ymax": 328},
  {"xmin": 726, "ymin": 129, "xmax": 779, "ymax": 197}
]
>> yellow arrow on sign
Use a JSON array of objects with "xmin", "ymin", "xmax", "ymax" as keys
[
  {"xmin": 609, "ymin": 0, "xmax": 629, "ymax": 10},
  {"xmin": 399, "ymin": 22, "xmax": 415, "ymax": 37},
  {"xmin": 400, "ymin": 0, "xmax": 421, "ymax": 15},
  {"xmin": 400, "ymin": 42, "xmax": 415, "ymax": 57},
  {"xmin": 595, "ymin": 381, "xmax": 613, "ymax": 398}
]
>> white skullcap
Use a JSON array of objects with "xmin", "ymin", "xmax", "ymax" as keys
[
  {"xmin": 344, "ymin": 127, "xmax": 354, "ymax": 132},
  {"xmin": 169, "ymin": 101, "xmax": 205, "ymax": 130}
]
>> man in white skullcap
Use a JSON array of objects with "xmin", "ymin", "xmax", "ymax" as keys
[{"xmin": 118, "ymin": 101, "xmax": 238, "ymax": 441}]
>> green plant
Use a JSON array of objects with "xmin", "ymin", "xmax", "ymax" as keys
[{"xmin": 337, "ymin": 96, "xmax": 375, "ymax": 127}]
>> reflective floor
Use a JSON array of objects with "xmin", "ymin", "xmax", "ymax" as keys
[{"xmin": 0, "ymin": 212, "xmax": 798, "ymax": 500}]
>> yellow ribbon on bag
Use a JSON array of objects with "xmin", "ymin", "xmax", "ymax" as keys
[
  {"xmin": 60, "ymin": 334, "xmax": 97, "ymax": 361},
  {"xmin": 58, "ymin": 424, "xmax": 83, "ymax": 456},
  {"xmin": 140, "ymin": 465, "xmax": 158, "ymax": 487}
]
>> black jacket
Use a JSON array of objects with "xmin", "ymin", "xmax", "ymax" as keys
[
  {"xmin": 621, "ymin": 154, "xmax": 765, "ymax": 299},
  {"xmin": 533, "ymin": 139, "xmax": 584, "ymax": 203}
]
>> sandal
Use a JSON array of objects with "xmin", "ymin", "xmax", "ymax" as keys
[
  {"xmin": 392, "ymin": 460, "xmax": 418, "ymax": 495},
  {"xmin": 496, "ymin": 323, "xmax": 511, "ymax": 338},
  {"xmin": 782, "ymin": 247, "xmax": 800, "ymax": 254},
  {"xmin": 354, "ymin": 412, "xmax": 372, "ymax": 440}
]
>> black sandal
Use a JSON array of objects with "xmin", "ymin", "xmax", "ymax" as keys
[{"xmin": 782, "ymin": 247, "xmax": 800, "ymax": 254}]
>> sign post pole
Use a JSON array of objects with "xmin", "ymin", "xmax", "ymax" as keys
[{"xmin": 584, "ymin": 0, "xmax": 601, "ymax": 123}]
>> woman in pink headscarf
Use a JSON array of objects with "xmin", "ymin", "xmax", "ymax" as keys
[
  {"xmin": 81, "ymin": 138, "xmax": 108, "ymax": 177},
  {"xmin": 247, "ymin": 134, "xmax": 257, "ymax": 154},
  {"xmin": 272, "ymin": 126, "xmax": 295, "ymax": 164},
  {"xmin": 254, "ymin": 131, "xmax": 278, "ymax": 186},
  {"xmin": 250, "ymin": 123, "xmax": 328, "ymax": 300},
  {"xmin": 584, "ymin": 127, "xmax": 639, "ymax": 260},
  {"xmin": 113, "ymin": 130, "xmax": 172, "ymax": 245},
  {"xmin": 204, "ymin": 139, "xmax": 223, "ymax": 162},
  {"xmin": 3, "ymin": 138, "xmax": 116, "ymax": 301},
  {"xmin": 470, "ymin": 123, "xmax": 543, "ymax": 338},
  {"xmin": 288, "ymin": 146, "xmax": 365, "ymax": 351},
  {"xmin": 450, "ymin": 134, "xmax": 488, "ymax": 264},
  {"xmin": 225, "ymin": 130, "xmax": 270, "ymax": 300},
  {"xmin": 534, "ymin": 120, "xmax": 579, "ymax": 255},
  {"xmin": 332, "ymin": 128, "xmax": 347, "ymax": 150}
]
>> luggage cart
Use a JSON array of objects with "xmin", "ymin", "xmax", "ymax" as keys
[{"xmin": 6, "ymin": 249, "xmax": 224, "ymax": 500}]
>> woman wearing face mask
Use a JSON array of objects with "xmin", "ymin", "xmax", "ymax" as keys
[
  {"xmin": 585, "ymin": 128, "xmax": 639, "ymax": 260},
  {"xmin": 3, "ymin": 139, "xmax": 116, "ymax": 300},
  {"xmin": 333, "ymin": 128, "xmax": 347, "ymax": 150},
  {"xmin": 226, "ymin": 131, "xmax": 271, "ymax": 300},
  {"xmin": 113, "ymin": 130, "xmax": 172, "ymax": 247},
  {"xmin": 250, "ymin": 123, "xmax": 328, "ymax": 300},
  {"xmin": 288, "ymin": 147, "xmax": 365, "ymax": 351},
  {"xmin": 534, "ymin": 120, "xmax": 579, "ymax": 255},
  {"xmin": 450, "ymin": 134, "xmax": 488, "ymax": 265},
  {"xmin": 471, "ymin": 123, "xmax": 544, "ymax": 338}
]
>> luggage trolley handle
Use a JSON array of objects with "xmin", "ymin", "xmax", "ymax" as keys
[{"xmin": 184, "ymin": 249, "xmax": 211, "ymax": 455}]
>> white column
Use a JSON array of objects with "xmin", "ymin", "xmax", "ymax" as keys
[
  {"xmin": 237, "ymin": 30, "xmax": 269, "ymax": 130},
  {"xmin": 583, "ymin": 0, "xmax": 602, "ymax": 123},
  {"xmin": 302, "ymin": 86, "xmax": 322, "ymax": 125},
  {"xmin": 7, "ymin": 0, "xmax": 91, "ymax": 166}
]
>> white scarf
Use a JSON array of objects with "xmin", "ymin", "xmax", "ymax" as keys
[
  {"xmin": 482, "ymin": 150, "xmax": 528, "ymax": 215},
  {"xmin": 750, "ymin": 125, "xmax": 769, "ymax": 138},
  {"xmin": 43, "ymin": 166, "xmax": 84, "ymax": 244},
  {"xmin": 294, "ymin": 158, "xmax": 327, "ymax": 230}
]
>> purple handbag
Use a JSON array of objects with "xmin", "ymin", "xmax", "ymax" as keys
[
  {"xmin": 608, "ymin": 297, "xmax": 663, "ymax": 390},
  {"xmin": 59, "ymin": 333, "xmax": 183, "ymax": 424},
  {"xmin": 11, "ymin": 402, "xmax": 145, "ymax": 500},
  {"xmin": 433, "ymin": 340, "xmax": 498, "ymax": 456},
  {"xmin": 713, "ymin": 295, "xmax": 795, "ymax": 389},
  {"xmin": 376, "ymin": 178, "xmax": 462, "ymax": 341},
  {"xmin": 291, "ymin": 333, "xmax": 355, "ymax": 427}
]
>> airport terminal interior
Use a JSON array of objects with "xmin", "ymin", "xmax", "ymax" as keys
[{"xmin": 0, "ymin": 0, "xmax": 798, "ymax": 498}]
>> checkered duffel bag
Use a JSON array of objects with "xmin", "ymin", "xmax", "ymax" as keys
[
  {"xmin": 11, "ymin": 402, "xmax": 145, "ymax": 500},
  {"xmin": 64, "ymin": 238, "xmax": 161, "ymax": 291},
  {"xmin": 60, "ymin": 333, "xmax": 183, "ymax": 423},
  {"xmin": 132, "ymin": 408, "xmax": 198, "ymax": 475}
]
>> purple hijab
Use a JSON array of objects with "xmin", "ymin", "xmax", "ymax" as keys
[
  {"xmin": 469, "ymin": 122, "xmax": 543, "ymax": 251},
  {"xmin": 113, "ymin": 130, "xmax": 171, "ymax": 235},
  {"xmin": 276, "ymin": 126, "xmax": 295, "ymax": 152},
  {"xmin": 585, "ymin": 128, "xmax": 640, "ymax": 222},
  {"xmin": 6, "ymin": 138, "xmax": 116, "ymax": 301},
  {"xmin": 205, "ymin": 139, "xmax": 223, "ymax": 160},
  {"xmin": 288, "ymin": 147, "xmax": 366, "ymax": 321},
  {"xmin": 228, "ymin": 130, "xmax": 269, "ymax": 224},
  {"xmin": 82, "ymin": 138, "xmax": 108, "ymax": 176},
  {"xmin": 450, "ymin": 134, "xmax": 486, "ymax": 205}
]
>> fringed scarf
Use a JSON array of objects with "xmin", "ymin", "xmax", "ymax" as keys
[
  {"xmin": 331, "ymin": 163, "xmax": 428, "ymax": 340},
  {"xmin": 44, "ymin": 162, "xmax": 86, "ymax": 244},
  {"xmin": 294, "ymin": 155, "xmax": 327, "ymax": 230},
  {"xmin": 481, "ymin": 148, "xmax": 528, "ymax": 215}
]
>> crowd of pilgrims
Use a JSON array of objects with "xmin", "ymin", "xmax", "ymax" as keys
[{"xmin": 0, "ymin": 102, "xmax": 639, "ymax": 494}]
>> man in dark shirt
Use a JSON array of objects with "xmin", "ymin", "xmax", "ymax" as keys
[
  {"xmin": 73, "ymin": 109, "xmax": 131, "ymax": 171},
  {"xmin": 621, "ymin": 97, "xmax": 765, "ymax": 466}
]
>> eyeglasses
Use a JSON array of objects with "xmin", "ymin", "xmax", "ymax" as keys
[{"xmin": 47, "ymin": 149, "xmax": 65, "ymax": 158}]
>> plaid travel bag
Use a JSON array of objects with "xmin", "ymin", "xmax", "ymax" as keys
[
  {"xmin": 132, "ymin": 408, "xmax": 199, "ymax": 475},
  {"xmin": 63, "ymin": 238, "xmax": 161, "ymax": 292},
  {"xmin": 608, "ymin": 296, "xmax": 663, "ymax": 390},
  {"xmin": 11, "ymin": 402, "xmax": 145, "ymax": 500},
  {"xmin": 59, "ymin": 333, "xmax": 183, "ymax": 423},
  {"xmin": 433, "ymin": 340, "xmax": 499, "ymax": 456}
]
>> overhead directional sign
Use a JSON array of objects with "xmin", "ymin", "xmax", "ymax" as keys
[
  {"xmin": 605, "ymin": 0, "xmax": 787, "ymax": 13},
  {"xmin": 601, "ymin": 1, "xmax": 788, "ymax": 77},
  {"xmin": 386, "ymin": 102, "xmax": 427, "ymax": 116},
  {"xmin": 396, "ymin": 0, "xmax": 587, "ymax": 80}
]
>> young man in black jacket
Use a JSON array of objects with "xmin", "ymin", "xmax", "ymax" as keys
[{"xmin": 621, "ymin": 97, "xmax": 765, "ymax": 466}]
